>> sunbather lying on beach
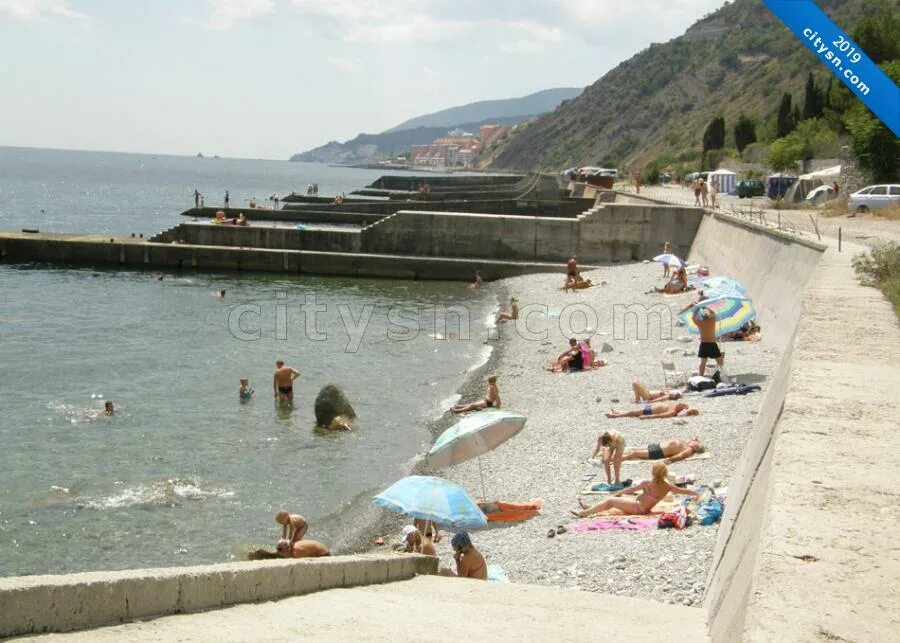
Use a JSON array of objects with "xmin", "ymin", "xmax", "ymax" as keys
[
  {"xmin": 606, "ymin": 402, "xmax": 698, "ymax": 419},
  {"xmin": 621, "ymin": 437, "xmax": 705, "ymax": 464},
  {"xmin": 564, "ymin": 272, "xmax": 593, "ymax": 292},
  {"xmin": 719, "ymin": 321, "xmax": 761, "ymax": 342},
  {"xmin": 276, "ymin": 538, "xmax": 330, "ymax": 558},
  {"xmin": 451, "ymin": 375, "xmax": 500, "ymax": 413},
  {"xmin": 651, "ymin": 267, "xmax": 690, "ymax": 295},
  {"xmin": 572, "ymin": 462, "xmax": 700, "ymax": 517},
  {"xmin": 631, "ymin": 381, "xmax": 684, "ymax": 403},
  {"xmin": 589, "ymin": 430, "xmax": 625, "ymax": 484}
]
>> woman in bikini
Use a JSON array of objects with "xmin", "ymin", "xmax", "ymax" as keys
[
  {"xmin": 449, "ymin": 532, "xmax": 487, "ymax": 580},
  {"xmin": 589, "ymin": 430, "xmax": 625, "ymax": 485},
  {"xmin": 572, "ymin": 462, "xmax": 700, "ymax": 517}
]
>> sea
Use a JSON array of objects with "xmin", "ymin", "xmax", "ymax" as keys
[{"xmin": 0, "ymin": 147, "xmax": 496, "ymax": 577}]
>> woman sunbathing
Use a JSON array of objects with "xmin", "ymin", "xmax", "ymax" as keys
[
  {"xmin": 606, "ymin": 402, "xmax": 698, "ymax": 419},
  {"xmin": 572, "ymin": 462, "xmax": 699, "ymax": 517},
  {"xmin": 631, "ymin": 381, "xmax": 683, "ymax": 403}
]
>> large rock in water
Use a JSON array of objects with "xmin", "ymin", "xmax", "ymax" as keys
[{"xmin": 314, "ymin": 384, "xmax": 356, "ymax": 429}]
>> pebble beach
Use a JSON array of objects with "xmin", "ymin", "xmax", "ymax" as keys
[{"xmin": 430, "ymin": 262, "xmax": 778, "ymax": 607}]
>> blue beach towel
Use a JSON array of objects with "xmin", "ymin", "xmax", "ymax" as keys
[{"xmin": 590, "ymin": 482, "xmax": 625, "ymax": 493}]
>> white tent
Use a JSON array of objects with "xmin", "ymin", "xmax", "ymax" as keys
[{"xmin": 708, "ymin": 169, "xmax": 737, "ymax": 194}]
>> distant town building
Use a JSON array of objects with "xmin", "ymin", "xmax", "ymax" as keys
[{"xmin": 408, "ymin": 125, "xmax": 507, "ymax": 168}]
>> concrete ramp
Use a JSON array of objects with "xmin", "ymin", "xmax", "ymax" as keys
[{"xmin": 25, "ymin": 576, "xmax": 708, "ymax": 642}]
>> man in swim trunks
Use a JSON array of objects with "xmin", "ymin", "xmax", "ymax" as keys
[
  {"xmin": 451, "ymin": 375, "xmax": 500, "ymax": 413},
  {"xmin": 693, "ymin": 307, "xmax": 724, "ymax": 377},
  {"xmin": 606, "ymin": 402, "xmax": 699, "ymax": 419},
  {"xmin": 273, "ymin": 360, "xmax": 300, "ymax": 404},
  {"xmin": 621, "ymin": 437, "xmax": 705, "ymax": 464}
]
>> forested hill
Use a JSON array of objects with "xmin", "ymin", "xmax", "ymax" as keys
[{"xmin": 485, "ymin": 0, "xmax": 886, "ymax": 172}]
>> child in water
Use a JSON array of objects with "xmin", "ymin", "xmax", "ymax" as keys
[{"xmin": 239, "ymin": 378, "xmax": 254, "ymax": 400}]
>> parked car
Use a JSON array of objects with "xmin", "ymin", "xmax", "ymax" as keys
[
  {"xmin": 848, "ymin": 184, "xmax": 900, "ymax": 214},
  {"xmin": 805, "ymin": 184, "xmax": 836, "ymax": 205},
  {"xmin": 736, "ymin": 179, "xmax": 765, "ymax": 198}
]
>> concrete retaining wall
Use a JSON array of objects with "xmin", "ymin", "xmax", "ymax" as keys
[
  {"xmin": 0, "ymin": 554, "xmax": 437, "ymax": 637},
  {"xmin": 363, "ymin": 204, "xmax": 703, "ymax": 264},
  {"xmin": 688, "ymin": 213, "xmax": 827, "ymax": 640},
  {"xmin": 152, "ymin": 223, "xmax": 361, "ymax": 253}
]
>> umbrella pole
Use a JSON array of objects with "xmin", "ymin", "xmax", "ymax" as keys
[{"xmin": 477, "ymin": 456, "xmax": 488, "ymax": 501}]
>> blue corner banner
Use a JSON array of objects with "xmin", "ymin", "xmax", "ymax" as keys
[{"xmin": 763, "ymin": 0, "xmax": 899, "ymax": 136}]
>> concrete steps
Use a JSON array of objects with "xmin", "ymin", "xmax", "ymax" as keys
[{"xmin": 25, "ymin": 575, "xmax": 709, "ymax": 642}]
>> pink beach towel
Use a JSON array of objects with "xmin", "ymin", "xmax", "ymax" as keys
[{"xmin": 567, "ymin": 517, "xmax": 658, "ymax": 533}]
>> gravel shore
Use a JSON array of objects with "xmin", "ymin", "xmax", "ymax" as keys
[{"xmin": 427, "ymin": 263, "xmax": 778, "ymax": 607}]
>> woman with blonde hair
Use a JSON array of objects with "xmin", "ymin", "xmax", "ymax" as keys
[{"xmin": 571, "ymin": 462, "xmax": 699, "ymax": 517}]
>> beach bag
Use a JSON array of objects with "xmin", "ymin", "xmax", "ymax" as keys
[
  {"xmin": 657, "ymin": 512, "xmax": 679, "ymax": 529},
  {"xmin": 688, "ymin": 376, "xmax": 716, "ymax": 392},
  {"xmin": 697, "ymin": 500, "xmax": 724, "ymax": 526}
]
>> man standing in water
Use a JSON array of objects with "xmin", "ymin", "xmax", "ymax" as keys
[
  {"xmin": 693, "ymin": 306, "xmax": 724, "ymax": 377},
  {"xmin": 224, "ymin": 190, "xmax": 230, "ymax": 209},
  {"xmin": 273, "ymin": 360, "xmax": 300, "ymax": 404}
]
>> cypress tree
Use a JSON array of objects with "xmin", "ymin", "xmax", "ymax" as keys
[
  {"xmin": 776, "ymin": 93, "xmax": 794, "ymax": 137},
  {"xmin": 734, "ymin": 114, "xmax": 757, "ymax": 154}
]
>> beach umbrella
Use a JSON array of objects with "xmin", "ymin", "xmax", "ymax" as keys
[
  {"xmin": 373, "ymin": 475, "xmax": 487, "ymax": 529},
  {"xmin": 700, "ymin": 276, "xmax": 747, "ymax": 295},
  {"xmin": 678, "ymin": 295, "xmax": 757, "ymax": 338},
  {"xmin": 426, "ymin": 411, "xmax": 527, "ymax": 499},
  {"xmin": 653, "ymin": 253, "xmax": 686, "ymax": 267}
]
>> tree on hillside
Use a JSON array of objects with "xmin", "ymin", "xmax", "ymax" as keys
[
  {"xmin": 776, "ymin": 93, "xmax": 796, "ymax": 138},
  {"xmin": 802, "ymin": 73, "xmax": 823, "ymax": 120},
  {"xmin": 766, "ymin": 133, "xmax": 807, "ymax": 172},
  {"xmin": 702, "ymin": 116, "xmax": 726, "ymax": 152},
  {"xmin": 853, "ymin": 9, "xmax": 900, "ymax": 64},
  {"xmin": 843, "ymin": 60, "xmax": 900, "ymax": 182},
  {"xmin": 733, "ymin": 114, "xmax": 757, "ymax": 154}
]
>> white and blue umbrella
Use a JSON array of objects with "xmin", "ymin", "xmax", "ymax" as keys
[
  {"xmin": 653, "ymin": 253, "xmax": 686, "ymax": 267},
  {"xmin": 427, "ymin": 410, "xmax": 527, "ymax": 499},
  {"xmin": 678, "ymin": 295, "xmax": 757, "ymax": 337},
  {"xmin": 700, "ymin": 276, "xmax": 747, "ymax": 295},
  {"xmin": 373, "ymin": 475, "xmax": 487, "ymax": 529}
]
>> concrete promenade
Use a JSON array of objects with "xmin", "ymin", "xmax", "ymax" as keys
[{"xmin": 21, "ymin": 576, "xmax": 709, "ymax": 642}]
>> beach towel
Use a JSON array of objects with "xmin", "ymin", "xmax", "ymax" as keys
[
  {"xmin": 566, "ymin": 517, "xmax": 657, "ymax": 533},
  {"xmin": 621, "ymin": 451, "xmax": 711, "ymax": 465},
  {"xmin": 487, "ymin": 565, "xmax": 510, "ymax": 583},
  {"xmin": 705, "ymin": 384, "xmax": 761, "ymax": 397},
  {"xmin": 479, "ymin": 500, "xmax": 542, "ymax": 523}
]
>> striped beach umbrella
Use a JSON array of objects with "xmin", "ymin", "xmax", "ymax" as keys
[
  {"xmin": 678, "ymin": 295, "xmax": 757, "ymax": 338},
  {"xmin": 373, "ymin": 475, "xmax": 487, "ymax": 529}
]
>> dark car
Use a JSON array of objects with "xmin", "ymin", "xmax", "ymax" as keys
[{"xmin": 736, "ymin": 179, "xmax": 765, "ymax": 198}]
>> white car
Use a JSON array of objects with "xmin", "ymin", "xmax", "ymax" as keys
[{"xmin": 848, "ymin": 184, "xmax": 900, "ymax": 214}]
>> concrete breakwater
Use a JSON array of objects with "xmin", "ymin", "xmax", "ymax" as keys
[{"xmin": 2, "ymin": 203, "xmax": 704, "ymax": 278}]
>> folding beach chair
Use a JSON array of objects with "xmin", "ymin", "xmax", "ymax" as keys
[{"xmin": 661, "ymin": 360, "xmax": 687, "ymax": 387}]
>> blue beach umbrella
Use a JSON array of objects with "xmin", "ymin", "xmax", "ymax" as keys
[
  {"xmin": 373, "ymin": 475, "xmax": 487, "ymax": 529},
  {"xmin": 678, "ymin": 295, "xmax": 757, "ymax": 338},
  {"xmin": 700, "ymin": 276, "xmax": 747, "ymax": 295},
  {"xmin": 426, "ymin": 411, "xmax": 527, "ymax": 499},
  {"xmin": 653, "ymin": 253, "xmax": 686, "ymax": 267}
]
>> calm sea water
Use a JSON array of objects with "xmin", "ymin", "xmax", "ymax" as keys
[{"xmin": 0, "ymin": 148, "xmax": 494, "ymax": 576}]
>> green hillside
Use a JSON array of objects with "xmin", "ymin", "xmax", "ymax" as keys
[
  {"xmin": 385, "ymin": 88, "xmax": 582, "ymax": 132},
  {"xmin": 486, "ymin": 0, "xmax": 894, "ymax": 173}
]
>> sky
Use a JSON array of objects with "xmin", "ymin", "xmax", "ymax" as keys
[{"xmin": 0, "ymin": 0, "xmax": 728, "ymax": 159}]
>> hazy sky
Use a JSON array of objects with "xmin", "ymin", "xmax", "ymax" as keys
[{"xmin": 0, "ymin": 0, "xmax": 726, "ymax": 159}]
